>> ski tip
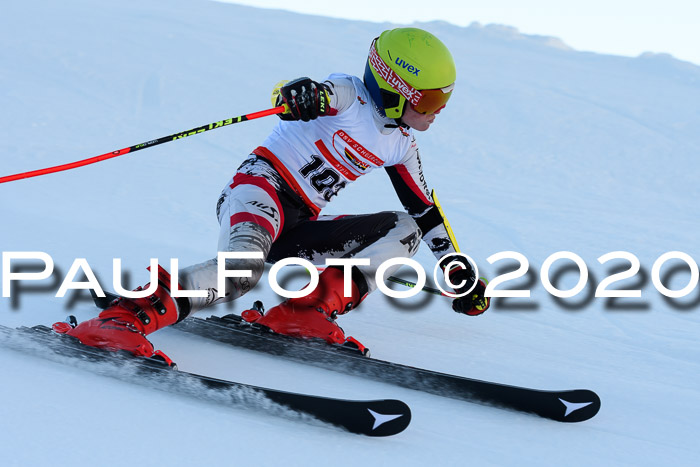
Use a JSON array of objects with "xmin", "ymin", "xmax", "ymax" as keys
[
  {"xmin": 554, "ymin": 389, "xmax": 601, "ymax": 423},
  {"xmin": 361, "ymin": 399, "xmax": 412, "ymax": 437}
]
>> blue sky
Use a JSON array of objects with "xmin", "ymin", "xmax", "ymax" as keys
[{"xmin": 224, "ymin": 0, "xmax": 700, "ymax": 66}]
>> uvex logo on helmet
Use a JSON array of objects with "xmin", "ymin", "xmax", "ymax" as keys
[{"xmin": 395, "ymin": 57, "xmax": 420, "ymax": 76}]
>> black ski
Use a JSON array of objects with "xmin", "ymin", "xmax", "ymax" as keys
[
  {"xmin": 0, "ymin": 324, "xmax": 410, "ymax": 437},
  {"xmin": 174, "ymin": 314, "xmax": 601, "ymax": 423},
  {"xmin": 90, "ymin": 291, "xmax": 601, "ymax": 422}
]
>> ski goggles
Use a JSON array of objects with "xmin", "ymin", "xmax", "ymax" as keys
[
  {"xmin": 411, "ymin": 82, "xmax": 455, "ymax": 114},
  {"xmin": 368, "ymin": 39, "xmax": 455, "ymax": 114}
]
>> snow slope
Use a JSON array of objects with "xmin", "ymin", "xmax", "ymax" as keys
[{"xmin": 1, "ymin": 0, "xmax": 699, "ymax": 465}]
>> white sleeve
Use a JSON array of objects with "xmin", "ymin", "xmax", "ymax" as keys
[{"xmin": 324, "ymin": 77, "xmax": 357, "ymax": 115}]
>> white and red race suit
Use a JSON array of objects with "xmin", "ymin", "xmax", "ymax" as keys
[{"xmin": 179, "ymin": 74, "xmax": 458, "ymax": 314}]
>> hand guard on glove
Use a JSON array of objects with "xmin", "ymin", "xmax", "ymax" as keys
[
  {"xmin": 276, "ymin": 77, "xmax": 331, "ymax": 122},
  {"xmin": 452, "ymin": 276, "xmax": 490, "ymax": 316},
  {"xmin": 440, "ymin": 257, "xmax": 490, "ymax": 316}
]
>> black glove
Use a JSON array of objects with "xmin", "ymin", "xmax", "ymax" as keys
[
  {"xmin": 276, "ymin": 77, "xmax": 331, "ymax": 122},
  {"xmin": 452, "ymin": 277, "xmax": 490, "ymax": 316},
  {"xmin": 440, "ymin": 257, "xmax": 490, "ymax": 316}
]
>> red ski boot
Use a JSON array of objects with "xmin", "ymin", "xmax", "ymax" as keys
[
  {"xmin": 242, "ymin": 267, "xmax": 369, "ymax": 354},
  {"xmin": 52, "ymin": 266, "xmax": 181, "ymax": 362}
]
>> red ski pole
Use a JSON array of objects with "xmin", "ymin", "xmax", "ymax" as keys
[{"xmin": 0, "ymin": 105, "xmax": 288, "ymax": 184}]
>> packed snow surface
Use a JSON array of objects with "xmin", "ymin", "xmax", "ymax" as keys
[{"xmin": 1, "ymin": 1, "xmax": 699, "ymax": 465}]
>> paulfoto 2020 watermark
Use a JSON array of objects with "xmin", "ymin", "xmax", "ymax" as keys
[{"xmin": 1, "ymin": 250, "xmax": 698, "ymax": 303}]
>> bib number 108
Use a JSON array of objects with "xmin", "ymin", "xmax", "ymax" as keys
[{"xmin": 299, "ymin": 155, "xmax": 345, "ymax": 202}]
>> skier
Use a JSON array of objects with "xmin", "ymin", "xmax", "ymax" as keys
[{"xmin": 53, "ymin": 27, "xmax": 490, "ymax": 358}]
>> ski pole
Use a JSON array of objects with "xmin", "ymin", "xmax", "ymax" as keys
[
  {"xmin": 317, "ymin": 265, "xmax": 449, "ymax": 298},
  {"xmin": 387, "ymin": 275, "xmax": 451, "ymax": 297},
  {"xmin": 432, "ymin": 189, "xmax": 460, "ymax": 252},
  {"xmin": 0, "ymin": 105, "xmax": 289, "ymax": 184}
]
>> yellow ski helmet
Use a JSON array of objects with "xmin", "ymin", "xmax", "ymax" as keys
[{"xmin": 364, "ymin": 27, "xmax": 456, "ymax": 119}]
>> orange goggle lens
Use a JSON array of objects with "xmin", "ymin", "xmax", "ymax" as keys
[{"xmin": 412, "ymin": 83, "xmax": 455, "ymax": 114}]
